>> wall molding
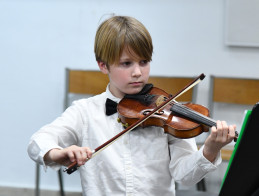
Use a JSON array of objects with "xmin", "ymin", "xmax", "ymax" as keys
[{"xmin": 0, "ymin": 186, "xmax": 81, "ymax": 196}]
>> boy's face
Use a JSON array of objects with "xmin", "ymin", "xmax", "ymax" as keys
[{"xmin": 99, "ymin": 47, "xmax": 150, "ymax": 98}]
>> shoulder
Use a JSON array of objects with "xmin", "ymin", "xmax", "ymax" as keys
[
  {"xmin": 68, "ymin": 92, "xmax": 107, "ymax": 115},
  {"xmin": 72, "ymin": 92, "xmax": 106, "ymax": 107},
  {"xmin": 60, "ymin": 92, "xmax": 107, "ymax": 125}
]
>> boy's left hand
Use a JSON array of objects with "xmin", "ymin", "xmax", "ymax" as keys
[{"xmin": 203, "ymin": 120, "xmax": 236, "ymax": 162}]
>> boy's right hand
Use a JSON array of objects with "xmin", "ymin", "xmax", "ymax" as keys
[{"xmin": 44, "ymin": 145, "xmax": 93, "ymax": 167}]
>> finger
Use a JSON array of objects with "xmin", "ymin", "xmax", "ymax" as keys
[
  {"xmin": 74, "ymin": 150, "xmax": 84, "ymax": 166},
  {"xmin": 210, "ymin": 126, "xmax": 218, "ymax": 141},
  {"xmin": 84, "ymin": 147, "xmax": 93, "ymax": 158},
  {"xmin": 215, "ymin": 120, "xmax": 223, "ymax": 140},
  {"xmin": 78, "ymin": 147, "xmax": 93, "ymax": 164},
  {"xmin": 67, "ymin": 150, "xmax": 76, "ymax": 163},
  {"xmin": 81, "ymin": 150, "xmax": 88, "ymax": 164},
  {"xmin": 221, "ymin": 121, "xmax": 229, "ymax": 142}
]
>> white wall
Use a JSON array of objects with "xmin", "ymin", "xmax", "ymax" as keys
[{"xmin": 0, "ymin": 0, "xmax": 258, "ymax": 192}]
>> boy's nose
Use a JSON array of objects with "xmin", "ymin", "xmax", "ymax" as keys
[{"xmin": 132, "ymin": 64, "xmax": 142, "ymax": 77}]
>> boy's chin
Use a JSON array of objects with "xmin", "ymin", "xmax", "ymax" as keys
[{"xmin": 126, "ymin": 87, "xmax": 143, "ymax": 95}]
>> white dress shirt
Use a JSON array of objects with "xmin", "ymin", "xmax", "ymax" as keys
[{"xmin": 28, "ymin": 85, "xmax": 221, "ymax": 196}]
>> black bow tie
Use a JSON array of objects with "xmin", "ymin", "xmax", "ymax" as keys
[
  {"xmin": 105, "ymin": 98, "xmax": 118, "ymax": 116},
  {"xmin": 105, "ymin": 84, "xmax": 154, "ymax": 116}
]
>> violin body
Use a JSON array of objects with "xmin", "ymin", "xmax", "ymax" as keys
[{"xmin": 117, "ymin": 87, "xmax": 210, "ymax": 138}]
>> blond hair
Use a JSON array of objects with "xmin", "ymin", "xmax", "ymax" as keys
[{"xmin": 94, "ymin": 16, "xmax": 153, "ymax": 66}]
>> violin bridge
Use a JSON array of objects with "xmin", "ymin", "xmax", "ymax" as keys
[{"xmin": 156, "ymin": 95, "xmax": 167, "ymax": 107}]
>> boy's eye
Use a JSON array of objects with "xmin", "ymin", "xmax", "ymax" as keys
[
  {"xmin": 119, "ymin": 60, "xmax": 149, "ymax": 67},
  {"xmin": 120, "ymin": 61, "xmax": 132, "ymax": 66},
  {"xmin": 140, "ymin": 60, "xmax": 148, "ymax": 65}
]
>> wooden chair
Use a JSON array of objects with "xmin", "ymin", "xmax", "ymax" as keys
[
  {"xmin": 208, "ymin": 75, "xmax": 259, "ymax": 161},
  {"xmin": 208, "ymin": 75, "xmax": 259, "ymax": 115},
  {"xmin": 64, "ymin": 69, "xmax": 109, "ymax": 108},
  {"xmin": 148, "ymin": 76, "xmax": 197, "ymax": 103}
]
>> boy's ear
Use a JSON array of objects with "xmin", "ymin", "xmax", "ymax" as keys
[{"xmin": 97, "ymin": 61, "xmax": 109, "ymax": 74}]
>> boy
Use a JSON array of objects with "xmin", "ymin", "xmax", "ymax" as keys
[{"xmin": 28, "ymin": 16, "xmax": 236, "ymax": 196}]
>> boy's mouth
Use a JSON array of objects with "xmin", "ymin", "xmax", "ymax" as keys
[{"xmin": 129, "ymin": 82, "xmax": 143, "ymax": 86}]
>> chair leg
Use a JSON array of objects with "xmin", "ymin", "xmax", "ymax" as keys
[
  {"xmin": 175, "ymin": 182, "xmax": 179, "ymax": 190},
  {"xmin": 196, "ymin": 178, "xmax": 206, "ymax": 191},
  {"xmin": 58, "ymin": 169, "xmax": 65, "ymax": 196},
  {"xmin": 35, "ymin": 163, "xmax": 40, "ymax": 196},
  {"xmin": 36, "ymin": 164, "xmax": 65, "ymax": 196}
]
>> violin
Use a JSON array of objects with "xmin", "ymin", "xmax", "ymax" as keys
[
  {"xmin": 64, "ymin": 73, "xmax": 237, "ymax": 174},
  {"xmin": 118, "ymin": 86, "xmax": 212, "ymax": 139}
]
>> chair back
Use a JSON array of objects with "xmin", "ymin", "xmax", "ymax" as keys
[
  {"xmin": 65, "ymin": 68, "xmax": 198, "ymax": 108},
  {"xmin": 208, "ymin": 75, "xmax": 259, "ymax": 115},
  {"xmin": 148, "ymin": 76, "xmax": 197, "ymax": 103}
]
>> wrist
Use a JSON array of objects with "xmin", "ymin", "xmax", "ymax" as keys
[
  {"xmin": 203, "ymin": 146, "xmax": 219, "ymax": 163},
  {"xmin": 44, "ymin": 148, "xmax": 60, "ymax": 162}
]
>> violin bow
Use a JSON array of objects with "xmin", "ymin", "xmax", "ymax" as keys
[{"xmin": 64, "ymin": 73, "xmax": 206, "ymax": 174}]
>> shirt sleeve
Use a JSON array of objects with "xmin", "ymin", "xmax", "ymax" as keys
[
  {"xmin": 27, "ymin": 100, "xmax": 87, "ymax": 170},
  {"xmin": 168, "ymin": 136, "xmax": 222, "ymax": 186}
]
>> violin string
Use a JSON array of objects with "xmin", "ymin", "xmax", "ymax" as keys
[
  {"xmin": 174, "ymin": 102, "xmax": 216, "ymax": 127},
  {"xmin": 171, "ymin": 101, "xmax": 217, "ymax": 127},
  {"xmin": 171, "ymin": 103, "xmax": 239, "ymax": 141}
]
